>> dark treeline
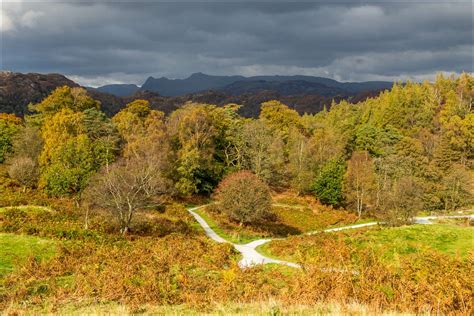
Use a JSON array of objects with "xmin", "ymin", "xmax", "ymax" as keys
[{"xmin": 1, "ymin": 73, "xmax": 472, "ymax": 229}]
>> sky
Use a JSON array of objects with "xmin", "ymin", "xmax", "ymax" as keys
[{"xmin": 1, "ymin": 0, "xmax": 473, "ymax": 87}]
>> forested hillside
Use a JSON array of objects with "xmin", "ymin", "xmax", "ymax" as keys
[
  {"xmin": 0, "ymin": 72, "xmax": 385, "ymax": 118},
  {"xmin": 1, "ymin": 73, "xmax": 472, "ymax": 219}
]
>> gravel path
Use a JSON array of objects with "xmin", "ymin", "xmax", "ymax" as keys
[
  {"xmin": 187, "ymin": 206, "xmax": 300, "ymax": 268},
  {"xmin": 188, "ymin": 206, "xmax": 473, "ymax": 269}
]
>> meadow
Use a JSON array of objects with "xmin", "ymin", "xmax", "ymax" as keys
[{"xmin": 1, "ymin": 185, "xmax": 472, "ymax": 315}]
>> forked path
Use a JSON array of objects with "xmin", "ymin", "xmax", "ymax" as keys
[
  {"xmin": 188, "ymin": 205, "xmax": 474, "ymax": 269},
  {"xmin": 188, "ymin": 206, "xmax": 300, "ymax": 268}
]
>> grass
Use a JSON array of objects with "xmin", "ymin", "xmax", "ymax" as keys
[
  {"xmin": 0, "ymin": 233, "xmax": 57, "ymax": 277},
  {"xmin": 2, "ymin": 300, "xmax": 394, "ymax": 315},
  {"xmin": 0, "ymin": 205, "xmax": 53, "ymax": 214},
  {"xmin": 0, "ymin": 205, "xmax": 58, "ymax": 278},
  {"xmin": 262, "ymin": 223, "xmax": 474, "ymax": 263},
  {"xmin": 194, "ymin": 198, "xmax": 365, "ymax": 244},
  {"xmin": 352, "ymin": 224, "xmax": 474, "ymax": 259},
  {"xmin": 1, "ymin": 187, "xmax": 472, "ymax": 314},
  {"xmin": 272, "ymin": 205, "xmax": 361, "ymax": 232}
]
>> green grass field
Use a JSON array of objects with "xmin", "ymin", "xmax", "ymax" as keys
[
  {"xmin": 353, "ymin": 224, "xmax": 474, "ymax": 259},
  {"xmin": 0, "ymin": 233, "xmax": 57, "ymax": 277},
  {"xmin": 261, "ymin": 223, "xmax": 474, "ymax": 263}
]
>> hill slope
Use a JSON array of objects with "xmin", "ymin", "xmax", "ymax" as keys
[
  {"xmin": 0, "ymin": 72, "xmax": 387, "ymax": 118},
  {"xmin": 139, "ymin": 72, "xmax": 392, "ymax": 97}
]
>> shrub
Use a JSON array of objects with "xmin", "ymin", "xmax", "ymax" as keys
[{"xmin": 214, "ymin": 171, "xmax": 273, "ymax": 225}]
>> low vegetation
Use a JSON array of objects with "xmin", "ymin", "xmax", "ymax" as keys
[
  {"xmin": 0, "ymin": 233, "xmax": 57, "ymax": 277},
  {"xmin": 261, "ymin": 223, "xmax": 474, "ymax": 263}
]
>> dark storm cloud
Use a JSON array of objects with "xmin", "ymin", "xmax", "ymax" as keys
[{"xmin": 1, "ymin": 0, "xmax": 472, "ymax": 86}]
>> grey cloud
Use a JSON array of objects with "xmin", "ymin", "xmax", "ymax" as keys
[{"xmin": 1, "ymin": 1, "xmax": 472, "ymax": 86}]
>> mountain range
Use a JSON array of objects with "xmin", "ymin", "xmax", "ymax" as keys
[
  {"xmin": 0, "ymin": 71, "xmax": 392, "ymax": 118},
  {"xmin": 101, "ymin": 72, "xmax": 392, "ymax": 97}
]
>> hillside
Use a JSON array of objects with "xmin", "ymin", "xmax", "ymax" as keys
[
  {"xmin": 140, "ymin": 72, "xmax": 392, "ymax": 97},
  {"xmin": 0, "ymin": 72, "xmax": 387, "ymax": 118},
  {"xmin": 95, "ymin": 84, "xmax": 140, "ymax": 97},
  {"xmin": 0, "ymin": 72, "xmax": 79, "ymax": 116}
]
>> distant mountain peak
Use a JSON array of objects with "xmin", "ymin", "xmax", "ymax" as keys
[
  {"xmin": 189, "ymin": 72, "xmax": 206, "ymax": 78},
  {"xmin": 138, "ymin": 73, "xmax": 392, "ymax": 97}
]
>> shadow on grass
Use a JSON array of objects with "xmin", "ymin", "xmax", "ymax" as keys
[{"xmin": 249, "ymin": 220, "xmax": 301, "ymax": 237}]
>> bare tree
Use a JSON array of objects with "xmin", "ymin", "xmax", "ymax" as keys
[
  {"xmin": 84, "ymin": 156, "xmax": 172, "ymax": 234},
  {"xmin": 7, "ymin": 157, "xmax": 39, "ymax": 191},
  {"xmin": 7, "ymin": 126, "xmax": 43, "ymax": 190},
  {"xmin": 383, "ymin": 176, "xmax": 424, "ymax": 226}
]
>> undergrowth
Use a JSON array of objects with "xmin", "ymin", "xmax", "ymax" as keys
[{"xmin": 0, "ymin": 189, "xmax": 472, "ymax": 314}]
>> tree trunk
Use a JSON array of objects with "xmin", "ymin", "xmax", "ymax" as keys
[{"xmin": 84, "ymin": 206, "xmax": 89, "ymax": 230}]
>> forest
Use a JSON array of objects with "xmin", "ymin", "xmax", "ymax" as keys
[
  {"xmin": 1, "ymin": 73, "xmax": 472, "ymax": 222},
  {"xmin": 0, "ymin": 73, "xmax": 472, "ymax": 314}
]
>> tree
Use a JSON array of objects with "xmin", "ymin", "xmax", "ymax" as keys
[
  {"xmin": 382, "ymin": 176, "xmax": 424, "ymax": 226},
  {"xmin": 84, "ymin": 156, "xmax": 172, "ymax": 234},
  {"xmin": 312, "ymin": 158, "xmax": 345, "ymax": 206},
  {"xmin": 237, "ymin": 120, "xmax": 285, "ymax": 186},
  {"xmin": 309, "ymin": 126, "xmax": 346, "ymax": 170},
  {"xmin": 167, "ymin": 103, "xmax": 237, "ymax": 195},
  {"xmin": 7, "ymin": 157, "xmax": 39, "ymax": 190},
  {"xmin": 31, "ymin": 88, "xmax": 119, "ymax": 197},
  {"xmin": 41, "ymin": 135, "xmax": 96, "ymax": 196},
  {"xmin": 259, "ymin": 100, "xmax": 302, "ymax": 141},
  {"xmin": 214, "ymin": 171, "xmax": 273, "ymax": 225},
  {"xmin": 439, "ymin": 165, "xmax": 473, "ymax": 211},
  {"xmin": 0, "ymin": 113, "xmax": 22, "ymax": 163},
  {"xmin": 287, "ymin": 128, "xmax": 314, "ymax": 194},
  {"xmin": 5, "ymin": 124, "xmax": 43, "ymax": 189},
  {"xmin": 343, "ymin": 151, "xmax": 376, "ymax": 218},
  {"xmin": 30, "ymin": 86, "xmax": 100, "ymax": 115},
  {"xmin": 10, "ymin": 125, "xmax": 43, "ymax": 162}
]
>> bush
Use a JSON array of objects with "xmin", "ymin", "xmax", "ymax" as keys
[{"xmin": 214, "ymin": 171, "xmax": 273, "ymax": 225}]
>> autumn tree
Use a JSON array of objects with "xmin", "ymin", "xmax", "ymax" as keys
[
  {"xmin": 382, "ymin": 176, "xmax": 424, "ymax": 225},
  {"xmin": 30, "ymin": 85, "xmax": 100, "ymax": 115},
  {"xmin": 6, "ymin": 125, "xmax": 43, "ymax": 189},
  {"xmin": 309, "ymin": 127, "xmax": 346, "ymax": 169},
  {"xmin": 10, "ymin": 125, "xmax": 43, "ymax": 162},
  {"xmin": 343, "ymin": 151, "xmax": 376, "ymax": 218},
  {"xmin": 32, "ymin": 87, "xmax": 118, "ymax": 197},
  {"xmin": 112, "ymin": 99, "xmax": 169, "ymax": 162},
  {"xmin": 439, "ymin": 165, "xmax": 473, "ymax": 211},
  {"xmin": 237, "ymin": 120, "xmax": 286, "ymax": 186},
  {"xmin": 214, "ymin": 171, "xmax": 273, "ymax": 225},
  {"xmin": 259, "ymin": 100, "xmax": 302, "ymax": 141},
  {"xmin": 287, "ymin": 128, "xmax": 314, "ymax": 194},
  {"xmin": 167, "ymin": 103, "xmax": 237, "ymax": 195},
  {"xmin": 0, "ymin": 113, "xmax": 22, "ymax": 163},
  {"xmin": 7, "ymin": 157, "xmax": 38, "ymax": 190}
]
